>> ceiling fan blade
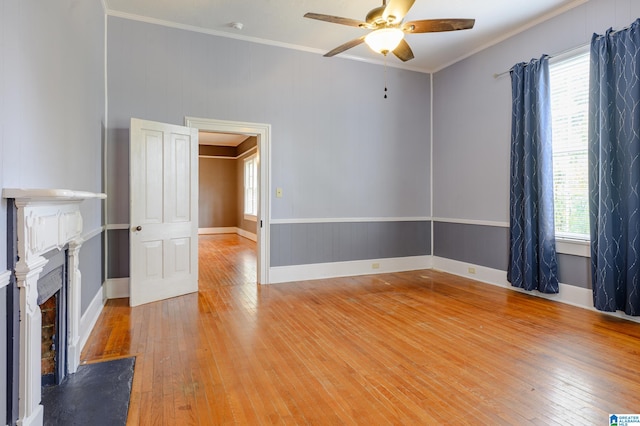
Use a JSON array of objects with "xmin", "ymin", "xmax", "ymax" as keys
[
  {"xmin": 383, "ymin": 0, "xmax": 415, "ymax": 23},
  {"xmin": 304, "ymin": 12, "xmax": 368, "ymax": 28},
  {"xmin": 324, "ymin": 36, "xmax": 367, "ymax": 57},
  {"xmin": 403, "ymin": 19, "xmax": 475, "ymax": 33},
  {"xmin": 393, "ymin": 39, "xmax": 414, "ymax": 62}
]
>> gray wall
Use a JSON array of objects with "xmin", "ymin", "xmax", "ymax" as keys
[
  {"xmin": 80, "ymin": 234, "xmax": 105, "ymax": 313},
  {"xmin": 433, "ymin": 222, "xmax": 508, "ymax": 271},
  {"xmin": 431, "ymin": 0, "xmax": 640, "ymax": 289},
  {"xmin": 433, "ymin": 222, "xmax": 590, "ymax": 288},
  {"xmin": 106, "ymin": 16, "xmax": 431, "ymax": 275},
  {"xmin": 0, "ymin": 1, "xmax": 105, "ymax": 422},
  {"xmin": 271, "ymin": 221, "xmax": 431, "ymax": 267},
  {"xmin": 107, "ymin": 229, "xmax": 129, "ymax": 279}
]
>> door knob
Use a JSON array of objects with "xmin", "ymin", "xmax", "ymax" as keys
[{"xmin": 135, "ymin": 225, "xmax": 142, "ymax": 231}]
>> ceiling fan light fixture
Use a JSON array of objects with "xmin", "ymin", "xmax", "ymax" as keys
[{"xmin": 364, "ymin": 28, "xmax": 404, "ymax": 55}]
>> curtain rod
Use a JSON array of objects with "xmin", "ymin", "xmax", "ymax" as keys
[
  {"xmin": 492, "ymin": 43, "xmax": 588, "ymax": 79},
  {"xmin": 493, "ymin": 21, "xmax": 637, "ymax": 79}
]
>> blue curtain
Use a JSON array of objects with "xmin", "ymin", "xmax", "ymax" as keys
[
  {"xmin": 508, "ymin": 55, "xmax": 559, "ymax": 294},
  {"xmin": 589, "ymin": 19, "xmax": 640, "ymax": 315}
]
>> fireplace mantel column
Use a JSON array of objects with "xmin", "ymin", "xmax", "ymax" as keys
[
  {"xmin": 14, "ymin": 256, "xmax": 48, "ymax": 426},
  {"xmin": 66, "ymin": 238, "xmax": 83, "ymax": 373}
]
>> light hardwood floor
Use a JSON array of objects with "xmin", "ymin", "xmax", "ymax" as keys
[{"xmin": 82, "ymin": 234, "xmax": 640, "ymax": 425}]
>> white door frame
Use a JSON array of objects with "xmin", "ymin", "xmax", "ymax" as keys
[{"xmin": 185, "ymin": 117, "xmax": 270, "ymax": 284}]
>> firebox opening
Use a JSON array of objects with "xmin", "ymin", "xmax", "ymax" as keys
[{"xmin": 38, "ymin": 249, "xmax": 68, "ymax": 387}]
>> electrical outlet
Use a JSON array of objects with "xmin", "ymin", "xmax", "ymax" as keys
[
  {"xmin": 468, "ymin": 267, "xmax": 476, "ymax": 274},
  {"xmin": 372, "ymin": 263, "xmax": 380, "ymax": 269}
]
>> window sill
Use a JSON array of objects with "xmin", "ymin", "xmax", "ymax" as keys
[
  {"xmin": 556, "ymin": 237, "xmax": 590, "ymax": 257},
  {"xmin": 244, "ymin": 214, "xmax": 257, "ymax": 222}
]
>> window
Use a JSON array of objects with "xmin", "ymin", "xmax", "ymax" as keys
[
  {"xmin": 244, "ymin": 154, "xmax": 258, "ymax": 220},
  {"xmin": 549, "ymin": 48, "xmax": 590, "ymax": 241}
]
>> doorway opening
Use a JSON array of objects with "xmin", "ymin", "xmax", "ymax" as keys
[
  {"xmin": 185, "ymin": 117, "xmax": 270, "ymax": 285},
  {"xmin": 198, "ymin": 133, "xmax": 257, "ymax": 273}
]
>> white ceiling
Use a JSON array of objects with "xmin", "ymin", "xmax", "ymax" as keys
[
  {"xmin": 199, "ymin": 131, "xmax": 250, "ymax": 147},
  {"xmin": 104, "ymin": 0, "xmax": 586, "ymax": 73}
]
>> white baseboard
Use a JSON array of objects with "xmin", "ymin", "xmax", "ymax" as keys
[
  {"xmin": 78, "ymin": 286, "xmax": 105, "ymax": 354},
  {"xmin": 103, "ymin": 255, "xmax": 432, "ymax": 293},
  {"xmin": 432, "ymin": 256, "xmax": 640, "ymax": 324},
  {"xmin": 432, "ymin": 256, "xmax": 510, "ymax": 287},
  {"xmin": 237, "ymin": 227, "xmax": 257, "ymax": 242},
  {"xmin": 268, "ymin": 255, "xmax": 432, "ymax": 284},
  {"xmin": 20, "ymin": 406, "xmax": 43, "ymax": 426},
  {"xmin": 105, "ymin": 277, "xmax": 129, "ymax": 299},
  {"xmin": 199, "ymin": 226, "xmax": 257, "ymax": 241},
  {"xmin": 99, "ymin": 251, "xmax": 639, "ymax": 323},
  {"xmin": 198, "ymin": 227, "xmax": 236, "ymax": 235}
]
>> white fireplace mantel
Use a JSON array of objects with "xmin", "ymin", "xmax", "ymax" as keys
[
  {"xmin": 3, "ymin": 188, "xmax": 107, "ymax": 202},
  {"xmin": 3, "ymin": 188, "xmax": 106, "ymax": 426}
]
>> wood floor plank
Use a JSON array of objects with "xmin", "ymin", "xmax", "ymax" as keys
[{"xmin": 81, "ymin": 234, "xmax": 640, "ymax": 425}]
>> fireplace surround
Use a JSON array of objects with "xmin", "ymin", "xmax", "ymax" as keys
[{"xmin": 3, "ymin": 189, "xmax": 106, "ymax": 426}]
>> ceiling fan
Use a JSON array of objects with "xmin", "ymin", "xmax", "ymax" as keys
[{"xmin": 304, "ymin": 0, "xmax": 475, "ymax": 62}]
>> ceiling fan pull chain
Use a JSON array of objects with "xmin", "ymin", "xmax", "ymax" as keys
[{"xmin": 384, "ymin": 55, "xmax": 388, "ymax": 99}]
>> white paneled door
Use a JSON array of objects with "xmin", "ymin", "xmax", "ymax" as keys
[{"xmin": 129, "ymin": 118, "xmax": 198, "ymax": 306}]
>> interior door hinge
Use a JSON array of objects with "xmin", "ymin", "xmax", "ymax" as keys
[{"xmin": 260, "ymin": 220, "xmax": 263, "ymax": 228}]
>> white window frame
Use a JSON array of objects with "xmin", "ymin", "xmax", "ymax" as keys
[
  {"xmin": 549, "ymin": 45, "xmax": 591, "ymax": 257},
  {"xmin": 243, "ymin": 153, "xmax": 258, "ymax": 221}
]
